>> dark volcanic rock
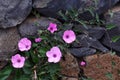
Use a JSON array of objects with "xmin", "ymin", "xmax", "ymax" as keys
[
  {"xmin": 60, "ymin": 53, "xmax": 80, "ymax": 78},
  {"xmin": 33, "ymin": 0, "xmax": 119, "ymax": 20},
  {"xmin": 87, "ymin": 27, "xmax": 105, "ymax": 39},
  {"xmin": 105, "ymin": 5, "xmax": 120, "ymax": 26},
  {"xmin": 18, "ymin": 17, "xmax": 61, "ymax": 37},
  {"xmin": 70, "ymin": 47, "xmax": 96, "ymax": 57},
  {"xmin": 73, "ymin": 35, "xmax": 108, "ymax": 52},
  {"xmin": 0, "ymin": 27, "xmax": 20, "ymax": 61},
  {"xmin": 74, "ymin": 25, "xmax": 106, "ymax": 39},
  {"xmin": 102, "ymin": 27, "xmax": 120, "ymax": 53},
  {"xmin": 0, "ymin": 0, "xmax": 32, "ymax": 28},
  {"xmin": 102, "ymin": 5, "xmax": 120, "ymax": 53}
]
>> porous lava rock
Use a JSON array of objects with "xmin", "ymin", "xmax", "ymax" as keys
[
  {"xmin": 82, "ymin": 53, "xmax": 120, "ymax": 80},
  {"xmin": 60, "ymin": 53, "xmax": 80, "ymax": 79}
]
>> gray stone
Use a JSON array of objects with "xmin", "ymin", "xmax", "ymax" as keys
[
  {"xmin": 18, "ymin": 17, "xmax": 61, "ymax": 37},
  {"xmin": 102, "ymin": 5, "xmax": 120, "ymax": 53},
  {"xmin": 102, "ymin": 26, "xmax": 120, "ymax": 53},
  {"xmin": 74, "ymin": 25, "xmax": 105, "ymax": 39},
  {"xmin": 33, "ymin": 0, "xmax": 119, "ymax": 20},
  {"xmin": 105, "ymin": 5, "xmax": 120, "ymax": 27},
  {"xmin": 0, "ymin": 0, "xmax": 32, "ymax": 28},
  {"xmin": 88, "ymin": 27, "xmax": 105, "ymax": 39},
  {"xmin": 0, "ymin": 27, "xmax": 20, "ymax": 61},
  {"xmin": 73, "ymin": 35, "xmax": 108, "ymax": 52},
  {"xmin": 70, "ymin": 47, "xmax": 96, "ymax": 57}
]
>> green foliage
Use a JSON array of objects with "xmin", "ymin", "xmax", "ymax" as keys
[
  {"xmin": 106, "ymin": 23, "xmax": 116, "ymax": 30},
  {"xmin": 111, "ymin": 36, "xmax": 120, "ymax": 42},
  {"xmin": 110, "ymin": 51, "xmax": 116, "ymax": 56},
  {"xmin": 108, "ymin": 10, "xmax": 114, "ymax": 18},
  {"xmin": 105, "ymin": 72, "xmax": 113, "ymax": 80},
  {"xmin": 32, "ymin": 9, "xmax": 41, "ymax": 18},
  {"xmin": 58, "ymin": 9, "xmax": 88, "ymax": 29},
  {"xmin": 0, "ymin": 66, "xmax": 12, "ymax": 80},
  {"xmin": 117, "ymin": 70, "xmax": 120, "ymax": 75},
  {"xmin": 38, "ymin": 63, "xmax": 60, "ymax": 80}
]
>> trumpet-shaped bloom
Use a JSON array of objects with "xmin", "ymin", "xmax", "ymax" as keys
[
  {"xmin": 63, "ymin": 30, "xmax": 76, "ymax": 43},
  {"xmin": 47, "ymin": 22, "xmax": 57, "ymax": 33},
  {"xmin": 80, "ymin": 61, "xmax": 86, "ymax": 66},
  {"xmin": 11, "ymin": 54, "xmax": 25, "ymax": 68},
  {"xmin": 35, "ymin": 38, "xmax": 42, "ymax": 43},
  {"xmin": 46, "ymin": 46, "xmax": 62, "ymax": 63},
  {"xmin": 18, "ymin": 38, "xmax": 32, "ymax": 51}
]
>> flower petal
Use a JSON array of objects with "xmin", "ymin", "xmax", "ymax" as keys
[{"xmin": 11, "ymin": 54, "xmax": 25, "ymax": 68}]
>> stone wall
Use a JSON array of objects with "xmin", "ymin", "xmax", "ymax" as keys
[{"xmin": 0, "ymin": 0, "xmax": 120, "ymax": 65}]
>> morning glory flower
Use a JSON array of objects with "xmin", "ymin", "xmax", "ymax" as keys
[
  {"xmin": 80, "ymin": 61, "xmax": 86, "ymax": 66},
  {"xmin": 35, "ymin": 38, "xmax": 42, "ymax": 43},
  {"xmin": 18, "ymin": 38, "xmax": 32, "ymax": 51},
  {"xmin": 11, "ymin": 54, "xmax": 25, "ymax": 68},
  {"xmin": 46, "ymin": 46, "xmax": 62, "ymax": 63},
  {"xmin": 47, "ymin": 22, "xmax": 57, "ymax": 33},
  {"xmin": 63, "ymin": 30, "xmax": 76, "ymax": 43}
]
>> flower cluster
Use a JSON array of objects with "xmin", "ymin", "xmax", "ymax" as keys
[
  {"xmin": 10, "ymin": 22, "xmax": 76, "ymax": 80},
  {"xmin": 11, "ymin": 22, "xmax": 76, "ymax": 69}
]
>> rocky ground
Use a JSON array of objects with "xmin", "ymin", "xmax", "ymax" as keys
[{"xmin": 0, "ymin": 0, "xmax": 120, "ymax": 80}]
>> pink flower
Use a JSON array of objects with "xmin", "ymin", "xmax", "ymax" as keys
[
  {"xmin": 35, "ymin": 38, "xmax": 42, "ymax": 43},
  {"xmin": 80, "ymin": 61, "xmax": 86, "ymax": 66},
  {"xmin": 46, "ymin": 46, "xmax": 62, "ymax": 63},
  {"xmin": 11, "ymin": 54, "xmax": 25, "ymax": 68},
  {"xmin": 47, "ymin": 22, "xmax": 57, "ymax": 33},
  {"xmin": 18, "ymin": 38, "xmax": 32, "ymax": 51},
  {"xmin": 63, "ymin": 30, "xmax": 76, "ymax": 43}
]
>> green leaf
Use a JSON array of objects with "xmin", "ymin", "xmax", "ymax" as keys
[
  {"xmin": 105, "ymin": 72, "xmax": 113, "ymax": 80},
  {"xmin": 14, "ymin": 75, "xmax": 30, "ymax": 80},
  {"xmin": 108, "ymin": 10, "xmax": 114, "ymax": 18},
  {"xmin": 117, "ymin": 69, "xmax": 120, "ymax": 75},
  {"xmin": 95, "ymin": 13, "xmax": 100, "ymax": 23},
  {"xmin": 110, "ymin": 51, "xmax": 116, "ymax": 56},
  {"xmin": 47, "ymin": 63, "xmax": 60, "ymax": 75},
  {"xmin": 111, "ymin": 36, "xmax": 120, "ymax": 42},
  {"xmin": 75, "ymin": 19, "xmax": 87, "ymax": 29},
  {"xmin": 111, "ymin": 61, "xmax": 116, "ymax": 67},
  {"xmin": 40, "ymin": 36, "xmax": 48, "ymax": 40},
  {"xmin": 0, "ymin": 66, "xmax": 12, "ymax": 80},
  {"xmin": 106, "ymin": 24, "xmax": 116, "ymax": 30},
  {"xmin": 58, "ymin": 10, "xmax": 68, "ymax": 21},
  {"xmin": 34, "ymin": 22, "xmax": 40, "ymax": 27},
  {"xmin": 38, "ymin": 47, "xmax": 48, "ymax": 57},
  {"xmin": 23, "ymin": 67, "xmax": 32, "ymax": 74},
  {"xmin": 24, "ymin": 60, "xmax": 33, "ymax": 67},
  {"xmin": 30, "ymin": 51, "xmax": 39, "ymax": 63},
  {"xmin": 38, "ymin": 30, "xmax": 43, "ymax": 34}
]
